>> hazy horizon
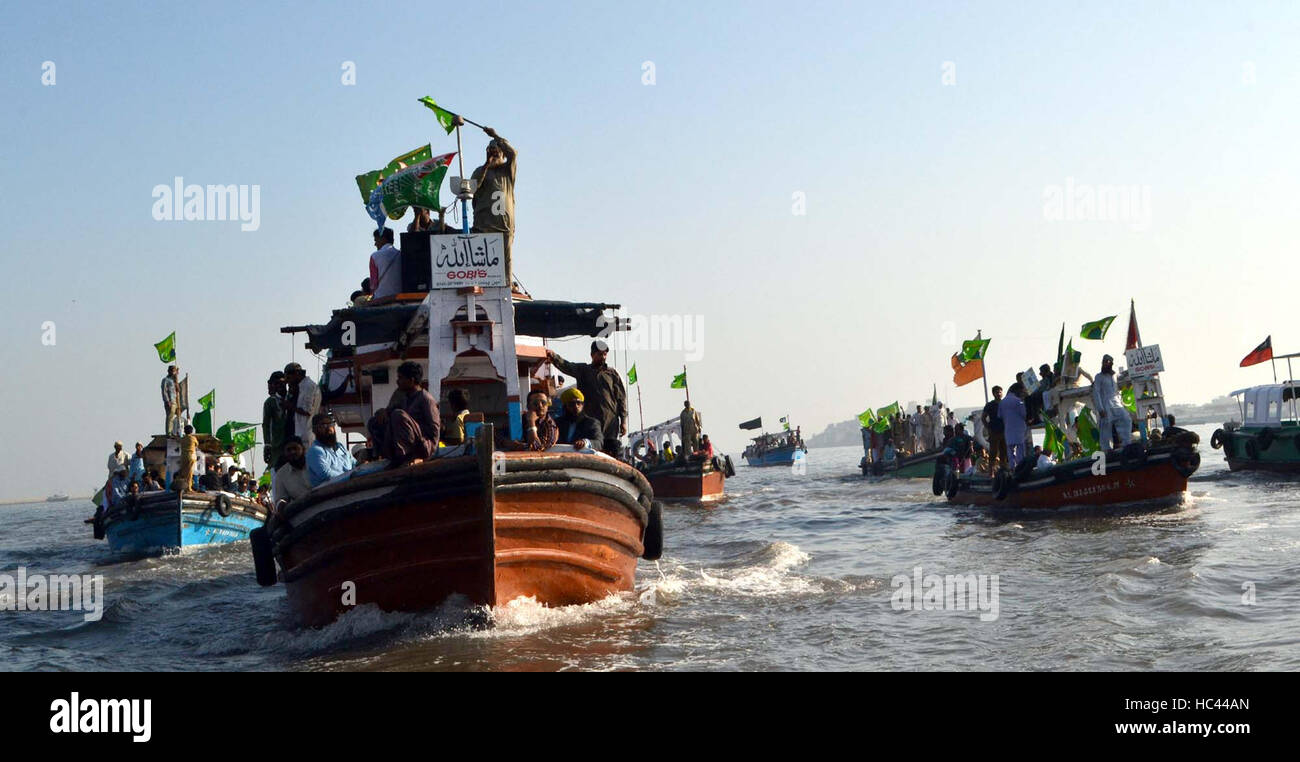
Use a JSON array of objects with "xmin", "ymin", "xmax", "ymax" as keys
[{"xmin": 2, "ymin": 1, "xmax": 1298, "ymax": 500}]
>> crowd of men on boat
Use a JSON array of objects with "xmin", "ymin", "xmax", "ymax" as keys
[
  {"xmin": 864, "ymin": 354, "xmax": 1182, "ymax": 477},
  {"xmin": 743, "ymin": 428, "xmax": 804, "ymax": 458},
  {"xmin": 95, "ymin": 439, "xmax": 273, "ymax": 521}
]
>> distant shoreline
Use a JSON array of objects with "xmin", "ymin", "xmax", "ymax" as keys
[{"xmin": 0, "ymin": 497, "xmax": 89, "ymax": 506}]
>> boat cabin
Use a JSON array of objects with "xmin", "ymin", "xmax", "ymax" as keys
[{"xmin": 1227, "ymin": 382, "xmax": 1300, "ymax": 428}]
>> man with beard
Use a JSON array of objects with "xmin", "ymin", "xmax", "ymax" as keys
[
  {"xmin": 469, "ymin": 125, "xmax": 518, "ymax": 287},
  {"xmin": 546, "ymin": 339, "xmax": 627, "ymax": 456},
  {"xmin": 367, "ymin": 361, "xmax": 441, "ymax": 467},
  {"xmin": 306, "ymin": 413, "xmax": 356, "ymax": 487},
  {"xmin": 271, "ymin": 436, "xmax": 312, "ymax": 508},
  {"xmin": 1092, "ymin": 354, "xmax": 1132, "ymax": 450},
  {"xmin": 554, "ymin": 387, "xmax": 602, "ymax": 450}
]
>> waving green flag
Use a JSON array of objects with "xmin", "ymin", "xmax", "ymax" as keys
[
  {"xmin": 154, "ymin": 332, "xmax": 176, "ymax": 362},
  {"xmin": 858, "ymin": 409, "xmax": 875, "ymax": 428},
  {"xmin": 418, "ymin": 97, "xmax": 458, "ymax": 135},
  {"xmin": 1080, "ymin": 315, "xmax": 1116, "ymax": 341},
  {"xmin": 1076, "ymin": 406, "xmax": 1101, "ymax": 455},
  {"xmin": 1042, "ymin": 414, "xmax": 1066, "ymax": 460},
  {"xmin": 671, "ymin": 372, "xmax": 687, "ymax": 389},
  {"xmin": 355, "ymin": 145, "xmax": 434, "ymax": 203},
  {"xmin": 198, "ymin": 390, "xmax": 215, "ymax": 410},
  {"xmin": 627, "ymin": 364, "xmax": 638, "ymax": 386},
  {"xmin": 217, "ymin": 420, "xmax": 257, "ymax": 445},
  {"xmin": 380, "ymin": 152, "xmax": 456, "ymax": 220},
  {"xmin": 961, "ymin": 338, "xmax": 990, "ymax": 362},
  {"xmin": 230, "ymin": 427, "xmax": 257, "ymax": 456}
]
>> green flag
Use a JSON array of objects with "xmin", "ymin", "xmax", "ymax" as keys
[
  {"xmin": 231, "ymin": 427, "xmax": 257, "ymax": 455},
  {"xmin": 258, "ymin": 471, "xmax": 272, "ymax": 488},
  {"xmin": 1080, "ymin": 315, "xmax": 1117, "ymax": 341},
  {"xmin": 858, "ymin": 410, "xmax": 875, "ymax": 428},
  {"xmin": 671, "ymin": 372, "xmax": 687, "ymax": 389},
  {"xmin": 780, "ymin": 416, "xmax": 790, "ymax": 431},
  {"xmin": 1042, "ymin": 414, "xmax": 1066, "ymax": 461},
  {"xmin": 198, "ymin": 390, "xmax": 215, "ymax": 410},
  {"xmin": 355, "ymin": 145, "xmax": 434, "ymax": 203},
  {"xmin": 627, "ymin": 364, "xmax": 638, "ymax": 386},
  {"xmin": 1076, "ymin": 406, "xmax": 1101, "ymax": 455},
  {"xmin": 193, "ymin": 408, "xmax": 212, "ymax": 435},
  {"xmin": 216, "ymin": 420, "xmax": 257, "ymax": 445},
  {"xmin": 154, "ymin": 332, "xmax": 176, "ymax": 362},
  {"xmin": 380, "ymin": 152, "xmax": 455, "ymax": 220},
  {"xmin": 418, "ymin": 96, "xmax": 458, "ymax": 135},
  {"xmin": 876, "ymin": 401, "xmax": 901, "ymax": 420},
  {"xmin": 961, "ymin": 338, "xmax": 990, "ymax": 362},
  {"xmin": 1121, "ymin": 386, "xmax": 1138, "ymax": 417}
]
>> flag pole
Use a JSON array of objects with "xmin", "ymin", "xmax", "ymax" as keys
[
  {"xmin": 977, "ymin": 329, "xmax": 989, "ymax": 405},
  {"xmin": 683, "ymin": 364, "xmax": 690, "ymax": 405},
  {"xmin": 454, "ymin": 125, "xmax": 470, "ymax": 235}
]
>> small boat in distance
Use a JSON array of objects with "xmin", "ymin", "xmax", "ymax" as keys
[
  {"xmin": 46, "ymin": 493, "xmax": 69, "ymax": 502},
  {"xmin": 630, "ymin": 418, "xmax": 733, "ymax": 500},
  {"xmin": 741, "ymin": 426, "xmax": 806, "ymax": 468}
]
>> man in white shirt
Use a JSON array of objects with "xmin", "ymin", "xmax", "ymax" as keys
[
  {"xmin": 285, "ymin": 362, "xmax": 321, "ymax": 449},
  {"xmin": 107, "ymin": 441, "xmax": 130, "ymax": 477},
  {"xmin": 1034, "ymin": 445, "xmax": 1054, "ymax": 471},
  {"xmin": 368, "ymin": 228, "xmax": 403, "ymax": 301},
  {"xmin": 271, "ymin": 437, "xmax": 313, "ymax": 509},
  {"xmin": 1092, "ymin": 354, "xmax": 1131, "ymax": 450}
]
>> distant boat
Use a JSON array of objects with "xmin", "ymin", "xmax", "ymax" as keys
[
  {"xmin": 93, "ymin": 489, "xmax": 266, "ymax": 554},
  {"xmin": 1211, "ymin": 375, "xmax": 1300, "ymax": 474},
  {"xmin": 742, "ymin": 429, "xmax": 807, "ymax": 467},
  {"xmin": 629, "ymin": 417, "xmax": 733, "ymax": 500},
  {"xmin": 45, "ymin": 493, "xmax": 70, "ymax": 502}
]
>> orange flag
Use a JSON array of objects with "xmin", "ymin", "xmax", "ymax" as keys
[{"xmin": 952, "ymin": 353, "xmax": 984, "ymax": 387}]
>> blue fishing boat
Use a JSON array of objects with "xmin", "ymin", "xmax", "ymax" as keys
[
  {"xmin": 742, "ymin": 429, "xmax": 807, "ymax": 467},
  {"xmin": 95, "ymin": 489, "xmax": 266, "ymax": 554}
]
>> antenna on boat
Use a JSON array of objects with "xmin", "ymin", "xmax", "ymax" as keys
[{"xmin": 453, "ymin": 124, "xmax": 472, "ymax": 235}]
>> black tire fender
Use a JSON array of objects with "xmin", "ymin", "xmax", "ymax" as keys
[
  {"xmin": 944, "ymin": 469, "xmax": 960, "ymax": 500},
  {"xmin": 1245, "ymin": 439, "xmax": 1260, "ymax": 460},
  {"xmin": 1210, "ymin": 429, "xmax": 1225, "ymax": 450},
  {"xmin": 641, "ymin": 501, "xmax": 664, "ymax": 561},
  {"xmin": 1172, "ymin": 446, "xmax": 1200, "ymax": 477},
  {"xmin": 992, "ymin": 469, "xmax": 1012, "ymax": 500},
  {"xmin": 723, "ymin": 455, "xmax": 736, "ymax": 478},
  {"xmin": 1258, "ymin": 427, "xmax": 1275, "ymax": 451},
  {"xmin": 931, "ymin": 462, "xmax": 946, "ymax": 496},
  {"xmin": 215, "ymin": 493, "xmax": 233, "ymax": 518},
  {"xmin": 250, "ymin": 526, "xmax": 278, "ymax": 586}
]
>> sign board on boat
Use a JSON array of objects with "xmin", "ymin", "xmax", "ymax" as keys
[
  {"xmin": 430, "ymin": 234, "xmax": 506, "ymax": 289},
  {"xmin": 1125, "ymin": 344, "xmax": 1164, "ymax": 378}
]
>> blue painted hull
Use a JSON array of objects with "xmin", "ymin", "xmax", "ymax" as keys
[
  {"xmin": 743, "ymin": 446, "xmax": 804, "ymax": 467},
  {"xmin": 102, "ymin": 492, "xmax": 265, "ymax": 554}
]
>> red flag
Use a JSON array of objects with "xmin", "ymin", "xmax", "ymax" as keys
[
  {"xmin": 1125, "ymin": 298, "xmax": 1141, "ymax": 351},
  {"xmin": 1240, "ymin": 336, "xmax": 1273, "ymax": 367}
]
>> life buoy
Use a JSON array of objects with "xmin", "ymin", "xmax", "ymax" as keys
[
  {"xmin": 944, "ymin": 469, "xmax": 960, "ymax": 500},
  {"xmin": 1258, "ymin": 428, "xmax": 1275, "ymax": 451},
  {"xmin": 250, "ymin": 526, "xmax": 278, "ymax": 587},
  {"xmin": 992, "ymin": 469, "xmax": 1012, "ymax": 500},
  {"xmin": 1172, "ymin": 446, "xmax": 1200, "ymax": 477},
  {"xmin": 215, "ymin": 493, "xmax": 233, "ymax": 517},
  {"xmin": 641, "ymin": 501, "xmax": 664, "ymax": 561},
  {"xmin": 1245, "ymin": 439, "xmax": 1260, "ymax": 460},
  {"xmin": 723, "ymin": 455, "xmax": 736, "ymax": 478},
  {"xmin": 931, "ymin": 463, "xmax": 947, "ymax": 496},
  {"xmin": 92, "ymin": 517, "xmax": 105, "ymax": 540},
  {"xmin": 1210, "ymin": 429, "xmax": 1226, "ymax": 450},
  {"xmin": 711, "ymin": 455, "xmax": 723, "ymax": 473}
]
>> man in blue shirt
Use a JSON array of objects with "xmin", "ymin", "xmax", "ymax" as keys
[
  {"xmin": 306, "ymin": 413, "xmax": 356, "ymax": 487},
  {"xmin": 128, "ymin": 442, "xmax": 147, "ymax": 483}
]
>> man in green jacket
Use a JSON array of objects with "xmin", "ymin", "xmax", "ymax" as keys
[{"xmin": 546, "ymin": 339, "xmax": 627, "ymax": 457}]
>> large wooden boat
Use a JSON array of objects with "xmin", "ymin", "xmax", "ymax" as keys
[
  {"xmin": 96, "ymin": 489, "xmax": 266, "ymax": 553},
  {"xmin": 256, "ymin": 228, "xmax": 662, "ymax": 626},
  {"xmin": 261, "ymin": 426, "xmax": 656, "ymax": 627},
  {"xmin": 1211, "ymin": 379, "xmax": 1300, "ymax": 474}
]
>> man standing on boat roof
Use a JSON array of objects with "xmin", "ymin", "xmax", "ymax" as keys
[
  {"xmin": 546, "ymin": 339, "xmax": 627, "ymax": 457},
  {"xmin": 469, "ymin": 125, "xmax": 517, "ymax": 288},
  {"xmin": 982, "ymin": 386, "xmax": 1007, "ymax": 474},
  {"xmin": 368, "ymin": 228, "xmax": 402, "ymax": 301},
  {"xmin": 1092, "ymin": 354, "xmax": 1132, "ymax": 450},
  {"xmin": 162, "ymin": 365, "xmax": 181, "ymax": 437},
  {"xmin": 680, "ymin": 400, "xmax": 702, "ymax": 454}
]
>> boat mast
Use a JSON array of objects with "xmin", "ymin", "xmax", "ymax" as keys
[
  {"xmin": 454, "ymin": 124, "xmax": 470, "ymax": 234},
  {"xmin": 977, "ymin": 329, "xmax": 989, "ymax": 406}
]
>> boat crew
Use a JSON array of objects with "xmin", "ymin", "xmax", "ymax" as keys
[
  {"xmin": 284, "ymin": 362, "xmax": 321, "ymax": 449},
  {"xmin": 680, "ymin": 400, "xmax": 702, "ymax": 454},
  {"xmin": 174, "ymin": 425, "xmax": 198, "ymax": 493},
  {"xmin": 367, "ymin": 361, "xmax": 441, "ymax": 468},
  {"xmin": 546, "ymin": 340, "xmax": 628, "ymax": 457},
  {"xmin": 128, "ymin": 442, "xmax": 146, "ymax": 483},
  {"xmin": 162, "ymin": 365, "xmax": 182, "ymax": 437},
  {"xmin": 999, "ymin": 383, "xmax": 1029, "ymax": 470},
  {"xmin": 1092, "ymin": 354, "xmax": 1131, "ymax": 450},
  {"xmin": 271, "ymin": 436, "xmax": 312, "ymax": 509},
  {"xmin": 263, "ymin": 371, "xmax": 288, "ymax": 469},
  {"xmin": 441, "ymin": 388, "xmax": 471, "ymax": 446},
  {"xmin": 307, "ymin": 413, "xmax": 357, "ymax": 486},
  {"xmin": 981, "ymin": 386, "xmax": 1006, "ymax": 473},
  {"xmin": 368, "ymin": 228, "xmax": 402, "ymax": 301},
  {"xmin": 469, "ymin": 126, "xmax": 518, "ymax": 288}
]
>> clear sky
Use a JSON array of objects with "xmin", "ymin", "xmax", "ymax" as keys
[{"xmin": 2, "ymin": 1, "xmax": 1298, "ymax": 499}]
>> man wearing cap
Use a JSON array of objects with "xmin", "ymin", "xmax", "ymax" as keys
[
  {"xmin": 367, "ymin": 361, "xmax": 442, "ymax": 467},
  {"xmin": 469, "ymin": 126, "xmax": 518, "ymax": 287},
  {"xmin": 262, "ymin": 371, "xmax": 288, "ymax": 469},
  {"xmin": 107, "ymin": 441, "xmax": 130, "ymax": 477},
  {"xmin": 271, "ymin": 436, "xmax": 312, "ymax": 508},
  {"xmin": 306, "ymin": 413, "xmax": 357, "ymax": 487},
  {"xmin": 284, "ymin": 362, "xmax": 320, "ymax": 449},
  {"xmin": 680, "ymin": 400, "xmax": 702, "ymax": 455},
  {"xmin": 128, "ymin": 442, "xmax": 146, "ymax": 484},
  {"xmin": 555, "ymin": 387, "xmax": 603, "ymax": 450},
  {"xmin": 162, "ymin": 365, "xmax": 181, "ymax": 437},
  {"xmin": 1092, "ymin": 354, "xmax": 1131, "ymax": 450},
  {"xmin": 546, "ymin": 340, "xmax": 627, "ymax": 457}
]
